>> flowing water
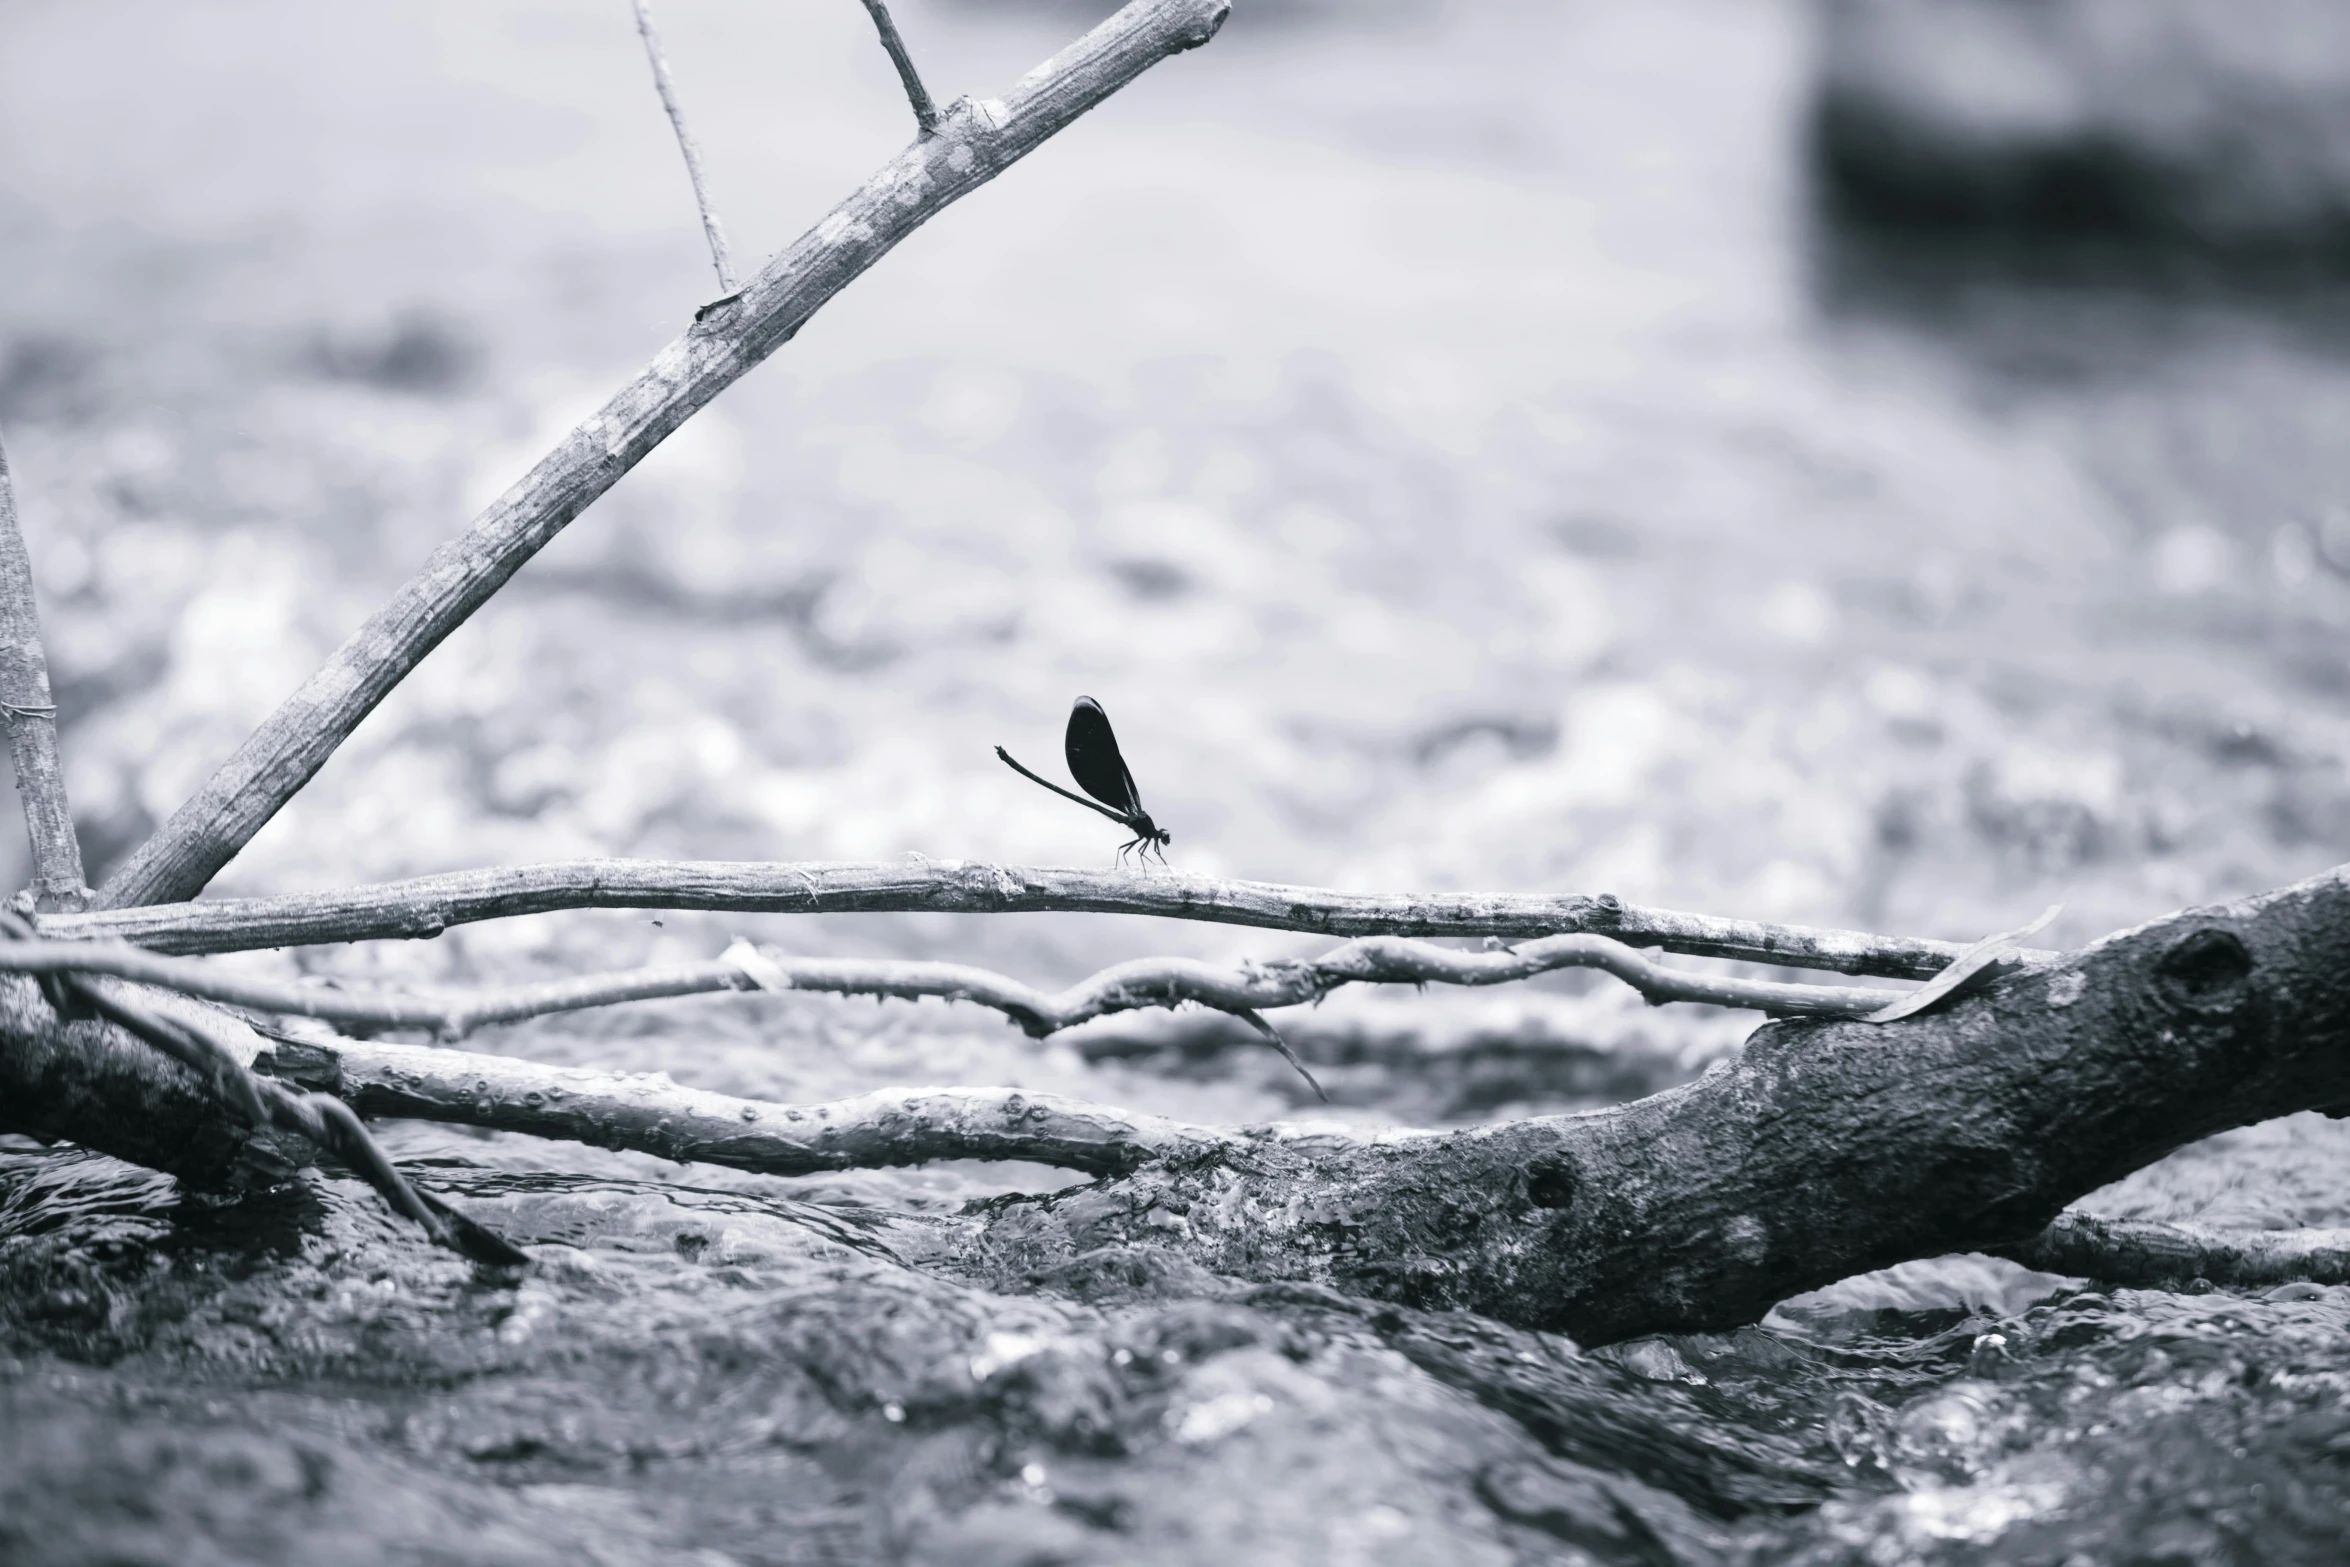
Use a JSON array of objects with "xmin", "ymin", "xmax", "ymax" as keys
[{"xmin": 5, "ymin": 0, "xmax": 2350, "ymax": 1559}]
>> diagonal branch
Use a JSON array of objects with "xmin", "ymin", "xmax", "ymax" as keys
[
  {"xmin": 42, "ymin": 857, "xmax": 2020, "ymax": 978},
  {"xmin": 0, "ymin": 429, "xmax": 87, "ymax": 909},
  {"xmin": 93, "ymin": 0, "xmax": 1232, "ymax": 913},
  {"xmin": 630, "ymin": 0, "xmax": 738, "ymax": 294}
]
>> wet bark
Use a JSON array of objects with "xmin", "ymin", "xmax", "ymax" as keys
[
  {"xmin": 960, "ymin": 867, "xmax": 2350, "ymax": 1343},
  {"xmin": 0, "ymin": 975, "xmax": 255, "ymax": 1184}
]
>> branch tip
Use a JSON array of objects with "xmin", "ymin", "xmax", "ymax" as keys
[
  {"xmin": 857, "ymin": 0, "xmax": 940, "ymax": 134},
  {"xmin": 630, "ymin": 0, "xmax": 736, "ymax": 295}
]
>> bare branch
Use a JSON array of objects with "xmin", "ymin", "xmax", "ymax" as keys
[
  {"xmin": 858, "ymin": 0, "xmax": 940, "ymax": 135},
  {"xmin": 265, "ymin": 1035, "xmax": 1254, "ymax": 1177},
  {"xmin": 630, "ymin": 0, "xmax": 737, "ymax": 294},
  {"xmin": 0, "ymin": 929, "xmax": 1902, "ymax": 1048},
  {"xmin": 93, "ymin": 0, "xmax": 1233, "ymax": 912},
  {"xmin": 0, "ymin": 430, "xmax": 86, "ymax": 909},
  {"xmin": 267, "ymin": 1040, "xmax": 2350, "ymax": 1296},
  {"xmin": 946, "ymin": 863, "xmax": 2350, "ymax": 1343},
  {"xmin": 1997, "ymin": 1210, "xmax": 2350, "ymax": 1291},
  {"xmin": 23, "ymin": 862, "xmax": 2350, "ymax": 1330},
  {"xmin": 44, "ymin": 858, "xmax": 2009, "ymax": 978}
]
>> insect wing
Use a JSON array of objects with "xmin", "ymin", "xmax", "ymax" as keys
[{"xmin": 1065, "ymin": 697, "xmax": 1144, "ymax": 817}]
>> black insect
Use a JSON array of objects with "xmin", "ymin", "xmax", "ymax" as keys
[{"xmin": 996, "ymin": 696, "xmax": 1173, "ymax": 865}]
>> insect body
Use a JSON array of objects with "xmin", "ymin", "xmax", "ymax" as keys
[{"xmin": 996, "ymin": 697, "xmax": 1173, "ymax": 865}]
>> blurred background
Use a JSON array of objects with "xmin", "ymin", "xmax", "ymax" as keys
[{"xmin": 12, "ymin": 1, "xmax": 2350, "ymax": 1561}]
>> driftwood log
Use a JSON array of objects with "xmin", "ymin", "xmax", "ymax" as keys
[{"xmin": 943, "ymin": 867, "xmax": 2350, "ymax": 1342}]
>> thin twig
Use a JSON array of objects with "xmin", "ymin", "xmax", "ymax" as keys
[
  {"xmin": 45, "ymin": 858, "xmax": 2009, "ymax": 979},
  {"xmin": 858, "ymin": 0, "xmax": 940, "ymax": 134},
  {"xmin": 93, "ymin": 0, "xmax": 1232, "ymax": 913},
  {"xmin": 0, "ymin": 430, "xmax": 86, "ymax": 909},
  {"xmin": 0, "ymin": 930, "xmax": 1906, "ymax": 1042},
  {"xmin": 629, "ymin": 0, "xmax": 737, "ymax": 294}
]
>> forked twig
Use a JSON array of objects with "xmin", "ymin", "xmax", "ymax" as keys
[{"xmin": 630, "ymin": 0, "xmax": 737, "ymax": 294}]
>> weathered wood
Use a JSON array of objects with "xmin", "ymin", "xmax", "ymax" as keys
[
  {"xmin": 1999, "ymin": 1210, "xmax": 2350, "ymax": 1290},
  {"xmin": 17, "ymin": 865, "xmax": 2350, "ymax": 1343},
  {"xmin": 93, "ymin": 0, "xmax": 1231, "ymax": 912},
  {"xmin": 0, "ymin": 929, "xmax": 1903, "ymax": 1040},
  {"xmin": 43, "ymin": 858, "xmax": 2000, "ymax": 978},
  {"xmin": 0, "ymin": 433, "xmax": 86, "ymax": 909},
  {"xmin": 955, "ymin": 865, "xmax": 2350, "ymax": 1342},
  {"xmin": 260, "ymin": 1036, "xmax": 1234, "ymax": 1178},
  {"xmin": 0, "ymin": 975, "xmax": 253, "ymax": 1185}
]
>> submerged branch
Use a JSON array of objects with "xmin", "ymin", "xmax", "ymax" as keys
[
  {"xmin": 94, "ymin": 0, "xmax": 1233, "ymax": 912},
  {"xmin": 0, "ymin": 962, "xmax": 520, "ymax": 1263},
  {"xmin": 44, "ymin": 858, "xmax": 2010, "ymax": 978},
  {"xmin": 260, "ymin": 1034, "xmax": 2350, "ymax": 1296},
  {"xmin": 936, "ymin": 863, "xmax": 2350, "ymax": 1343}
]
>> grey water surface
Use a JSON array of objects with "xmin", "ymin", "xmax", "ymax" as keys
[{"xmin": 6, "ymin": 0, "xmax": 2350, "ymax": 1560}]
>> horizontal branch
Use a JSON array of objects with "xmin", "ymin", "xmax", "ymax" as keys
[
  {"xmin": 0, "ymin": 930, "xmax": 1903, "ymax": 1045},
  {"xmin": 1998, "ymin": 1209, "xmax": 2350, "ymax": 1291},
  {"xmin": 24, "ymin": 864, "xmax": 2350, "ymax": 1339},
  {"xmin": 95, "ymin": 0, "xmax": 1232, "ymax": 912},
  {"xmin": 260, "ymin": 1035, "xmax": 1250, "ymax": 1178},
  {"xmin": 942, "ymin": 862, "xmax": 2350, "ymax": 1342},
  {"xmin": 268, "ymin": 1039, "xmax": 2350, "ymax": 1297},
  {"xmin": 42, "ymin": 859, "xmax": 2009, "ymax": 978}
]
